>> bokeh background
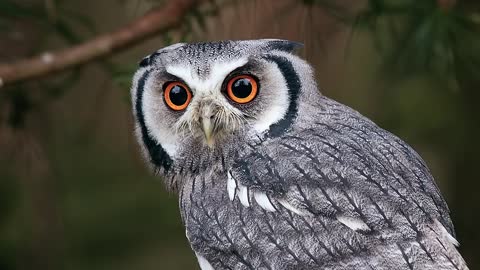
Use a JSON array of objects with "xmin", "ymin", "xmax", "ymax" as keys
[{"xmin": 0, "ymin": 0, "xmax": 479, "ymax": 269}]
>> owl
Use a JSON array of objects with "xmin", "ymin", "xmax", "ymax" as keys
[{"xmin": 131, "ymin": 39, "xmax": 468, "ymax": 270}]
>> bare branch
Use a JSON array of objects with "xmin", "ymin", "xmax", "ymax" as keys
[{"xmin": 0, "ymin": 0, "xmax": 203, "ymax": 89}]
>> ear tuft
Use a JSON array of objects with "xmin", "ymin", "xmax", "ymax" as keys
[
  {"xmin": 138, "ymin": 56, "xmax": 151, "ymax": 67},
  {"xmin": 264, "ymin": 39, "xmax": 304, "ymax": 53},
  {"xmin": 138, "ymin": 43, "xmax": 185, "ymax": 67}
]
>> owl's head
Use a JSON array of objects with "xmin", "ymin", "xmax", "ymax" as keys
[{"xmin": 131, "ymin": 39, "xmax": 319, "ymax": 185}]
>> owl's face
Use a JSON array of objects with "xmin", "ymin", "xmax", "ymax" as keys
[{"xmin": 132, "ymin": 40, "xmax": 317, "ymax": 182}]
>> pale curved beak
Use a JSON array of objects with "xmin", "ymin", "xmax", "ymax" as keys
[{"xmin": 201, "ymin": 116, "xmax": 215, "ymax": 148}]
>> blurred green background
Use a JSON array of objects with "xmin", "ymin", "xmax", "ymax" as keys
[{"xmin": 0, "ymin": 0, "xmax": 478, "ymax": 269}]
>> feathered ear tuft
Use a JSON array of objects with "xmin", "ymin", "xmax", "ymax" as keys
[
  {"xmin": 263, "ymin": 39, "xmax": 304, "ymax": 53},
  {"xmin": 138, "ymin": 43, "xmax": 185, "ymax": 67}
]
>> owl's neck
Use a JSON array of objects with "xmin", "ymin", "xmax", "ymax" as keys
[{"xmin": 160, "ymin": 141, "xmax": 238, "ymax": 193}]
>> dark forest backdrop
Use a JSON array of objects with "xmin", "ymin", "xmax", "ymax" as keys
[{"xmin": 0, "ymin": 0, "xmax": 479, "ymax": 269}]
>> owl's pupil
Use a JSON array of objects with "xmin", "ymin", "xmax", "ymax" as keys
[
  {"xmin": 169, "ymin": 85, "xmax": 188, "ymax": 105},
  {"xmin": 232, "ymin": 78, "xmax": 252, "ymax": 98}
]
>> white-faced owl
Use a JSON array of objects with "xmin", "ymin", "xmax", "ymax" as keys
[{"xmin": 131, "ymin": 39, "xmax": 468, "ymax": 270}]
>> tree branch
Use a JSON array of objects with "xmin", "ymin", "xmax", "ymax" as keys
[{"xmin": 0, "ymin": 0, "xmax": 203, "ymax": 89}]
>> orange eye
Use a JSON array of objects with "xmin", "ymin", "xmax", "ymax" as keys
[
  {"xmin": 226, "ymin": 75, "xmax": 258, "ymax": 104},
  {"xmin": 164, "ymin": 82, "xmax": 192, "ymax": 111}
]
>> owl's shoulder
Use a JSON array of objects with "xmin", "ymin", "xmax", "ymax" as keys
[{"xmin": 230, "ymin": 96, "xmax": 453, "ymax": 234}]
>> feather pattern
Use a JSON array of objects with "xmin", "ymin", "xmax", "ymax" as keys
[
  {"xmin": 130, "ymin": 40, "xmax": 468, "ymax": 270},
  {"xmin": 181, "ymin": 97, "xmax": 467, "ymax": 270}
]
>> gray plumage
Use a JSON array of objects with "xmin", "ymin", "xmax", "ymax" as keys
[{"xmin": 131, "ymin": 39, "xmax": 468, "ymax": 270}]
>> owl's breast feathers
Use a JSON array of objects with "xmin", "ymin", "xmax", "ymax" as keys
[{"xmin": 181, "ymin": 97, "xmax": 467, "ymax": 270}]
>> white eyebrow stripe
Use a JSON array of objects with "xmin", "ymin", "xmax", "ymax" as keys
[{"xmin": 166, "ymin": 58, "xmax": 248, "ymax": 95}]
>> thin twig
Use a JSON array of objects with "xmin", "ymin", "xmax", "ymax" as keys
[{"xmin": 0, "ymin": 0, "xmax": 204, "ymax": 89}]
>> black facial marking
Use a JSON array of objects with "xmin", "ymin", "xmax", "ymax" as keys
[
  {"xmin": 135, "ymin": 70, "xmax": 173, "ymax": 171},
  {"xmin": 263, "ymin": 55, "xmax": 301, "ymax": 137},
  {"xmin": 138, "ymin": 51, "xmax": 163, "ymax": 67},
  {"xmin": 139, "ymin": 57, "xmax": 150, "ymax": 67}
]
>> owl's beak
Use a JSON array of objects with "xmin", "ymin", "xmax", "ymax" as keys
[{"xmin": 201, "ymin": 117, "xmax": 215, "ymax": 148}]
